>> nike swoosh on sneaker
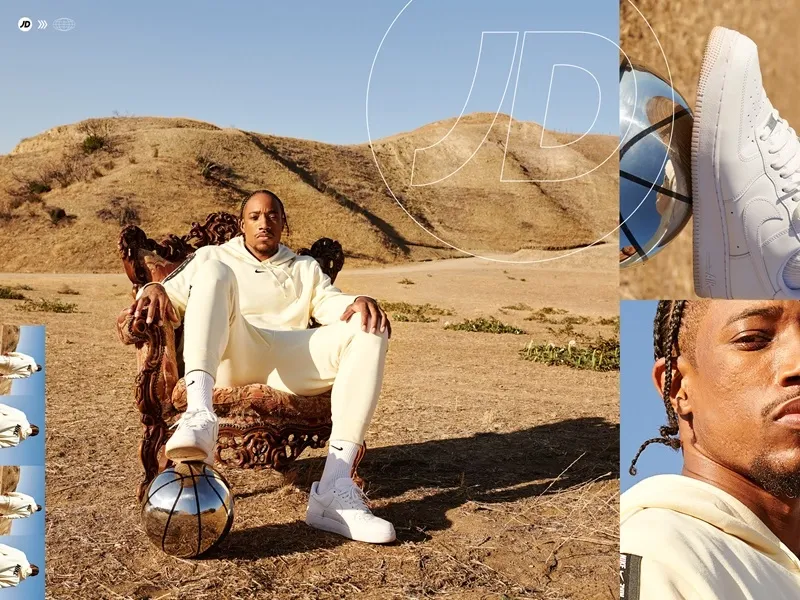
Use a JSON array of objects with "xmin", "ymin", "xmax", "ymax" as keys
[
  {"xmin": 331, "ymin": 445, "xmax": 343, "ymax": 451},
  {"xmin": 323, "ymin": 508, "xmax": 347, "ymax": 523}
]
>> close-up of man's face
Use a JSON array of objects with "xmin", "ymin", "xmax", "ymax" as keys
[
  {"xmin": 239, "ymin": 192, "xmax": 284, "ymax": 258},
  {"xmin": 658, "ymin": 300, "xmax": 800, "ymax": 497}
]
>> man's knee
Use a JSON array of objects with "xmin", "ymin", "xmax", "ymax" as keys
[
  {"xmin": 341, "ymin": 316, "xmax": 390, "ymax": 348},
  {"xmin": 194, "ymin": 259, "xmax": 236, "ymax": 287}
]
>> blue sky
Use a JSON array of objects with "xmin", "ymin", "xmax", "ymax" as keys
[
  {"xmin": 621, "ymin": 301, "xmax": 683, "ymax": 492},
  {"xmin": 0, "ymin": 535, "xmax": 44, "ymax": 598},
  {"xmin": 0, "ymin": 0, "xmax": 618, "ymax": 153},
  {"xmin": 6, "ymin": 467, "xmax": 44, "ymax": 537}
]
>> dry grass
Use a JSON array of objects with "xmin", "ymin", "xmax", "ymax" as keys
[
  {"xmin": 521, "ymin": 337, "xmax": 620, "ymax": 372},
  {"xmin": 620, "ymin": 0, "xmax": 800, "ymax": 299},
  {"xmin": 16, "ymin": 297, "xmax": 78, "ymax": 313},
  {"xmin": 11, "ymin": 244, "xmax": 620, "ymax": 599},
  {"xmin": 379, "ymin": 301, "xmax": 453, "ymax": 323},
  {"xmin": 444, "ymin": 317, "xmax": 526, "ymax": 335}
]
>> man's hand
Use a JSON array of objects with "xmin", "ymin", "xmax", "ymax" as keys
[
  {"xmin": 340, "ymin": 296, "xmax": 391, "ymax": 338},
  {"xmin": 127, "ymin": 284, "xmax": 178, "ymax": 326}
]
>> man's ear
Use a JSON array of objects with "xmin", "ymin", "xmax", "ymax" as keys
[{"xmin": 652, "ymin": 356, "xmax": 693, "ymax": 417}]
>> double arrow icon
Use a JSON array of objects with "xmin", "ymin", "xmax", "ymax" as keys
[{"xmin": 37, "ymin": 20, "xmax": 47, "ymax": 29}]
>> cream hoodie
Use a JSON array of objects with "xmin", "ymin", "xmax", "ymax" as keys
[
  {"xmin": 0, "ymin": 352, "xmax": 38, "ymax": 380},
  {"xmin": 0, "ymin": 405, "xmax": 33, "ymax": 448},
  {"xmin": 0, "ymin": 544, "xmax": 32, "ymax": 587},
  {"xmin": 0, "ymin": 493, "xmax": 38, "ymax": 519},
  {"xmin": 621, "ymin": 474, "xmax": 800, "ymax": 599},
  {"xmin": 138, "ymin": 237, "xmax": 359, "ymax": 330}
]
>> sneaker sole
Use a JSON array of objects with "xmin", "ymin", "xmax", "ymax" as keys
[
  {"xmin": 164, "ymin": 445, "xmax": 212, "ymax": 463},
  {"xmin": 693, "ymin": 26, "xmax": 737, "ymax": 298},
  {"xmin": 305, "ymin": 511, "xmax": 396, "ymax": 544}
]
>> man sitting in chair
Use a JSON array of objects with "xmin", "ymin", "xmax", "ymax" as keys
[{"xmin": 127, "ymin": 189, "xmax": 394, "ymax": 544}]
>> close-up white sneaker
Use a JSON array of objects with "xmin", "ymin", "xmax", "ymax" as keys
[
  {"xmin": 306, "ymin": 478, "xmax": 396, "ymax": 544},
  {"xmin": 693, "ymin": 26, "xmax": 800, "ymax": 299},
  {"xmin": 164, "ymin": 408, "xmax": 218, "ymax": 465}
]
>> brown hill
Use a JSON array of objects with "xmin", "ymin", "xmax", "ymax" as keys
[
  {"xmin": 0, "ymin": 325, "xmax": 20, "ymax": 396},
  {"xmin": 0, "ymin": 113, "xmax": 617, "ymax": 272},
  {"xmin": 0, "ymin": 466, "xmax": 20, "ymax": 535}
]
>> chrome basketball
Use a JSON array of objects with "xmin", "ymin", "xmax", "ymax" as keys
[
  {"xmin": 141, "ymin": 462, "xmax": 234, "ymax": 558},
  {"xmin": 619, "ymin": 59, "xmax": 693, "ymax": 268}
]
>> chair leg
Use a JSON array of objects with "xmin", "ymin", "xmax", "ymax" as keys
[
  {"xmin": 138, "ymin": 418, "xmax": 168, "ymax": 501},
  {"xmin": 350, "ymin": 442, "xmax": 367, "ymax": 489},
  {"xmin": 128, "ymin": 322, "xmax": 172, "ymax": 502}
]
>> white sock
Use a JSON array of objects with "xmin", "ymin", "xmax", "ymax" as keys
[
  {"xmin": 185, "ymin": 370, "xmax": 215, "ymax": 413},
  {"xmin": 785, "ymin": 252, "xmax": 800, "ymax": 290},
  {"xmin": 317, "ymin": 440, "xmax": 361, "ymax": 494}
]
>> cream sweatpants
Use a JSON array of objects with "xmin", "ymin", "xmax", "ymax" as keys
[{"xmin": 182, "ymin": 260, "xmax": 389, "ymax": 445}]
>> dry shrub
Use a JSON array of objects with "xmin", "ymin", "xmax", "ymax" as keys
[
  {"xmin": 16, "ymin": 298, "xmax": 77, "ymax": 313},
  {"xmin": 57, "ymin": 285, "xmax": 80, "ymax": 296},
  {"xmin": 96, "ymin": 196, "xmax": 140, "ymax": 226},
  {"xmin": 0, "ymin": 286, "xmax": 26, "ymax": 300},
  {"xmin": 521, "ymin": 337, "xmax": 620, "ymax": 372},
  {"xmin": 444, "ymin": 317, "xmax": 526, "ymax": 335},
  {"xmin": 379, "ymin": 300, "xmax": 452, "ymax": 323},
  {"xmin": 47, "ymin": 206, "xmax": 76, "ymax": 225}
]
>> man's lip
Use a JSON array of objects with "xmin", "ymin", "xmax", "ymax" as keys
[
  {"xmin": 774, "ymin": 398, "xmax": 800, "ymax": 421},
  {"xmin": 256, "ymin": 233, "xmax": 272, "ymax": 239}
]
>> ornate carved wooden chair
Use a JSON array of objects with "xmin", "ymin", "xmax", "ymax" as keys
[{"xmin": 115, "ymin": 212, "xmax": 364, "ymax": 500}]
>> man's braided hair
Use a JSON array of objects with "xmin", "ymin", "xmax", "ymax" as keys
[
  {"xmin": 628, "ymin": 300, "xmax": 687, "ymax": 476},
  {"xmin": 239, "ymin": 189, "xmax": 290, "ymax": 235}
]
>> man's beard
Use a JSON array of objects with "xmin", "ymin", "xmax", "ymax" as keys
[{"xmin": 751, "ymin": 455, "xmax": 800, "ymax": 498}]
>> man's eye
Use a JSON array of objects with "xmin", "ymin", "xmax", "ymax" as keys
[{"xmin": 732, "ymin": 333, "xmax": 771, "ymax": 348}]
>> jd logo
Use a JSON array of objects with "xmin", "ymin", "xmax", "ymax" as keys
[{"xmin": 18, "ymin": 17, "xmax": 32, "ymax": 32}]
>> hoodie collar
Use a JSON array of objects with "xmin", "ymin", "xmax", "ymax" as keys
[
  {"xmin": 224, "ymin": 236, "xmax": 297, "ymax": 267},
  {"xmin": 622, "ymin": 474, "xmax": 800, "ymax": 572}
]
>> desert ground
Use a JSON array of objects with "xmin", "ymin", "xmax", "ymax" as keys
[
  {"xmin": 620, "ymin": 0, "xmax": 800, "ymax": 299},
  {"xmin": 0, "ymin": 243, "xmax": 618, "ymax": 600}
]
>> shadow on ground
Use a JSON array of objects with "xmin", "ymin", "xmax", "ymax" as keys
[{"xmin": 211, "ymin": 416, "xmax": 618, "ymax": 560}]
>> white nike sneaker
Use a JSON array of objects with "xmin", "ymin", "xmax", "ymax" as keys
[
  {"xmin": 693, "ymin": 27, "xmax": 800, "ymax": 299},
  {"xmin": 165, "ymin": 408, "xmax": 218, "ymax": 465},
  {"xmin": 306, "ymin": 478, "xmax": 396, "ymax": 544}
]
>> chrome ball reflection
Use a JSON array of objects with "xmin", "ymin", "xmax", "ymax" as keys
[
  {"xmin": 619, "ymin": 59, "xmax": 693, "ymax": 268},
  {"xmin": 141, "ymin": 462, "xmax": 234, "ymax": 558}
]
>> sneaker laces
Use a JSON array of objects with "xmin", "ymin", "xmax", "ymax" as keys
[
  {"xmin": 760, "ymin": 110, "xmax": 800, "ymax": 202},
  {"xmin": 171, "ymin": 409, "xmax": 216, "ymax": 430},
  {"xmin": 336, "ymin": 482, "xmax": 371, "ymax": 511}
]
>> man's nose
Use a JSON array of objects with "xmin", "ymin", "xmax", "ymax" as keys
[{"xmin": 778, "ymin": 329, "xmax": 800, "ymax": 386}]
